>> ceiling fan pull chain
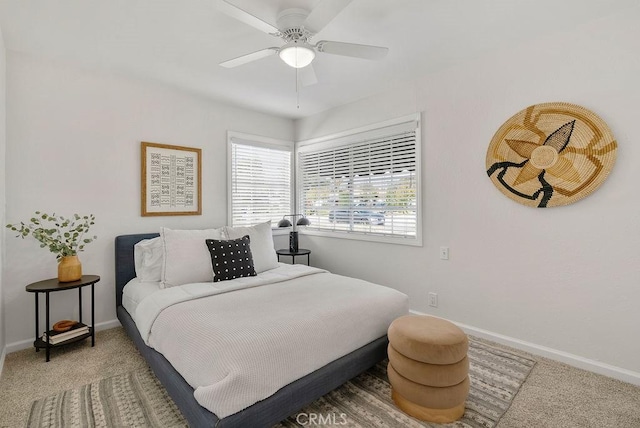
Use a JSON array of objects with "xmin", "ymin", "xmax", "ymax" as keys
[{"xmin": 296, "ymin": 67, "xmax": 300, "ymax": 109}]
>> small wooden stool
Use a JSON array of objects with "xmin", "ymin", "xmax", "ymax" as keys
[{"xmin": 387, "ymin": 315, "xmax": 469, "ymax": 423}]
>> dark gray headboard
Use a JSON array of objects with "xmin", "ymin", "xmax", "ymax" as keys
[{"xmin": 115, "ymin": 233, "xmax": 160, "ymax": 307}]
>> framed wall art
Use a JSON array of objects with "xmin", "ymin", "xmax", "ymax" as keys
[{"xmin": 141, "ymin": 142, "xmax": 202, "ymax": 216}]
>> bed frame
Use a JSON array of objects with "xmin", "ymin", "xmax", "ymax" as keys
[{"xmin": 115, "ymin": 233, "xmax": 388, "ymax": 427}]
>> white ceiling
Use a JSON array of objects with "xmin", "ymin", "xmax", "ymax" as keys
[{"xmin": 0, "ymin": 0, "xmax": 636, "ymax": 119}]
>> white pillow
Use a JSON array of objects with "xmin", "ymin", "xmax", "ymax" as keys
[
  {"xmin": 160, "ymin": 227, "xmax": 225, "ymax": 287},
  {"xmin": 224, "ymin": 221, "xmax": 278, "ymax": 273},
  {"xmin": 133, "ymin": 237, "xmax": 163, "ymax": 282}
]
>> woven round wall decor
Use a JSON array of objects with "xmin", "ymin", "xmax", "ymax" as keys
[{"xmin": 486, "ymin": 102, "xmax": 617, "ymax": 208}]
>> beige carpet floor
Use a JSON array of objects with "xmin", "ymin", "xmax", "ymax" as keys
[{"xmin": 1, "ymin": 327, "xmax": 639, "ymax": 427}]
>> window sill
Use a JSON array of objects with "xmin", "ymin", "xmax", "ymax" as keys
[{"xmin": 300, "ymin": 229, "xmax": 423, "ymax": 247}]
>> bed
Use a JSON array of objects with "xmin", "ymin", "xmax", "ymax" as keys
[{"xmin": 115, "ymin": 227, "xmax": 408, "ymax": 427}]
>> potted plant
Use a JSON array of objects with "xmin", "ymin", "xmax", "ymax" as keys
[{"xmin": 6, "ymin": 211, "xmax": 97, "ymax": 282}]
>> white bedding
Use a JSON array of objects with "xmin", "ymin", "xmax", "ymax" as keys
[
  {"xmin": 122, "ymin": 278, "xmax": 162, "ymax": 321},
  {"xmin": 130, "ymin": 264, "xmax": 408, "ymax": 418}
]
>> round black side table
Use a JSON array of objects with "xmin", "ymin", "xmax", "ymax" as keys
[
  {"xmin": 276, "ymin": 249, "xmax": 311, "ymax": 266},
  {"xmin": 26, "ymin": 275, "xmax": 100, "ymax": 362}
]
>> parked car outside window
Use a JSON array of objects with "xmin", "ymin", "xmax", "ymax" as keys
[{"xmin": 329, "ymin": 210, "xmax": 385, "ymax": 225}]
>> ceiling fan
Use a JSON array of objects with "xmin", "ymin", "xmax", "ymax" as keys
[{"xmin": 218, "ymin": 0, "xmax": 389, "ymax": 76}]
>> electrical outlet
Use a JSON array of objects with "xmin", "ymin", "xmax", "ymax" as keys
[
  {"xmin": 440, "ymin": 246, "xmax": 449, "ymax": 260},
  {"xmin": 428, "ymin": 292, "xmax": 438, "ymax": 307}
]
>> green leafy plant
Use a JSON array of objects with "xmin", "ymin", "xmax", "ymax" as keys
[{"xmin": 6, "ymin": 212, "xmax": 97, "ymax": 260}]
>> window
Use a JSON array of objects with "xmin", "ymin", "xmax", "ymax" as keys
[
  {"xmin": 228, "ymin": 132, "xmax": 294, "ymax": 227},
  {"xmin": 297, "ymin": 114, "xmax": 421, "ymax": 245}
]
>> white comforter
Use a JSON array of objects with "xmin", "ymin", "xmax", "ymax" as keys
[{"xmin": 133, "ymin": 264, "xmax": 408, "ymax": 418}]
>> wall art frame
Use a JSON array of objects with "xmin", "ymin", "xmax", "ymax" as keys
[{"xmin": 141, "ymin": 141, "xmax": 202, "ymax": 216}]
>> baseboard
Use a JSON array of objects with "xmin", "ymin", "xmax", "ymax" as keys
[
  {"xmin": 5, "ymin": 318, "xmax": 122, "ymax": 354},
  {"xmin": 409, "ymin": 310, "xmax": 640, "ymax": 386},
  {"xmin": 0, "ymin": 345, "xmax": 6, "ymax": 380}
]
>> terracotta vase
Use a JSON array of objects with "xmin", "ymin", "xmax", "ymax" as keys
[{"xmin": 58, "ymin": 255, "xmax": 82, "ymax": 282}]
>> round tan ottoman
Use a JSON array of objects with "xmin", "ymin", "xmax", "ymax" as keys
[{"xmin": 387, "ymin": 315, "xmax": 469, "ymax": 423}]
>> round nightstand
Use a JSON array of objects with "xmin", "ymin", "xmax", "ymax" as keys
[
  {"xmin": 26, "ymin": 275, "xmax": 100, "ymax": 361},
  {"xmin": 276, "ymin": 249, "xmax": 311, "ymax": 266}
]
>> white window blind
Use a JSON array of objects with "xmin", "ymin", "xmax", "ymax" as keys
[
  {"xmin": 297, "ymin": 116, "xmax": 420, "ymax": 243},
  {"xmin": 229, "ymin": 136, "xmax": 293, "ymax": 227}
]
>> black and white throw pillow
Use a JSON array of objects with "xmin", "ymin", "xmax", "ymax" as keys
[{"xmin": 205, "ymin": 235, "xmax": 257, "ymax": 282}]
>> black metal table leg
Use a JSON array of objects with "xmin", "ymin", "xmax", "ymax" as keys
[
  {"xmin": 78, "ymin": 287, "xmax": 83, "ymax": 324},
  {"xmin": 35, "ymin": 293, "xmax": 39, "ymax": 353},
  {"xmin": 91, "ymin": 283, "xmax": 95, "ymax": 347},
  {"xmin": 45, "ymin": 291, "xmax": 50, "ymax": 362}
]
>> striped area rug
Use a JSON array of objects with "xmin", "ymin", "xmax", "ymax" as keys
[
  {"xmin": 26, "ymin": 369, "xmax": 186, "ymax": 428},
  {"xmin": 278, "ymin": 339, "xmax": 536, "ymax": 427},
  {"xmin": 27, "ymin": 339, "xmax": 535, "ymax": 428}
]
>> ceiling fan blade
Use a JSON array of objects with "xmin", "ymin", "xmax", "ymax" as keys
[
  {"xmin": 316, "ymin": 41, "xmax": 388, "ymax": 60},
  {"xmin": 299, "ymin": 64, "xmax": 318, "ymax": 87},
  {"xmin": 218, "ymin": 0, "xmax": 279, "ymax": 35},
  {"xmin": 219, "ymin": 48, "xmax": 278, "ymax": 68},
  {"xmin": 303, "ymin": 0, "xmax": 353, "ymax": 34}
]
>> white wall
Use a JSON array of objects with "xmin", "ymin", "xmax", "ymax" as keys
[
  {"xmin": 4, "ymin": 51, "xmax": 293, "ymax": 348},
  {"xmin": 0, "ymin": 24, "xmax": 7, "ymax": 368},
  {"xmin": 296, "ymin": 6, "xmax": 640, "ymax": 378}
]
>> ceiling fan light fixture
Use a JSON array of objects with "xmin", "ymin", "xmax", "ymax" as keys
[{"xmin": 279, "ymin": 42, "xmax": 315, "ymax": 68}]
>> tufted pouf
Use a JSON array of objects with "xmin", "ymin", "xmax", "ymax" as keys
[
  {"xmin": 387, "ymin": 315, "xmax": 469, "ymax": 423},
  {"xmin": 387, "ymin": 344, "xmax": 469, "ymax": 387}
]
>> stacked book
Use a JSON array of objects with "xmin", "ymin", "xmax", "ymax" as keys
[{"xmin": 44, "ymin": 323, "xmax": 90, "ymax": 344}]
